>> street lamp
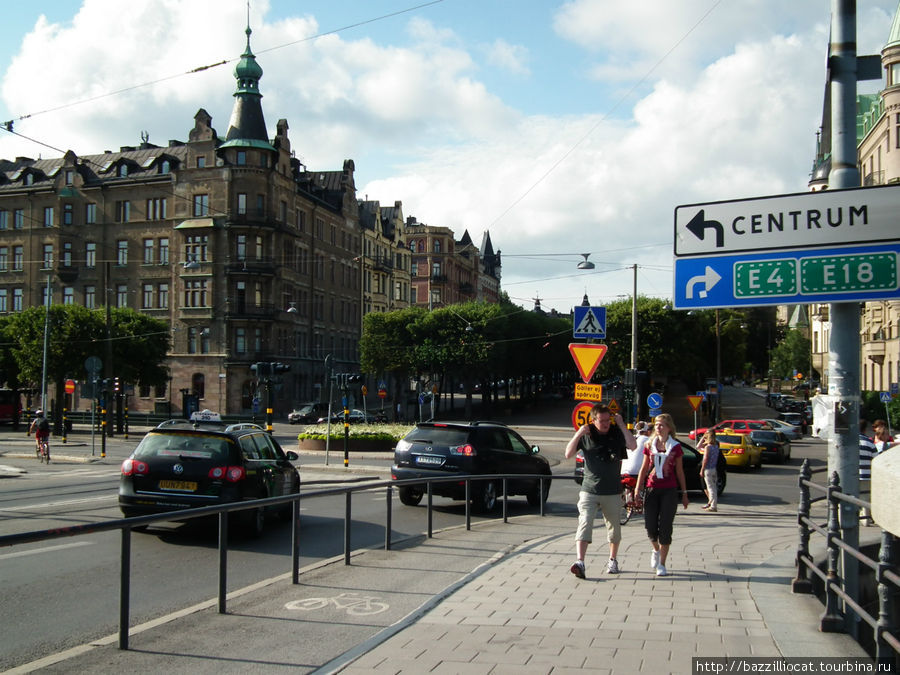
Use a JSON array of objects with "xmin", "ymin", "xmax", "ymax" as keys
[
  {"xmin": 577, "ymin": 253, "xmax": 595, "ymax": 270},
  {"xmin": 715, "ymin": 310, "xmax": 748, "ymax": 422},
  {"xmin": 40, "ymin": 276, "xmax": 52, "ymax": 412}
]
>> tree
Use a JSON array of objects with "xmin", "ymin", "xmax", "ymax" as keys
[{"xmin": 769, "ymin": 329, "xmax": 811, "ymax": 381}]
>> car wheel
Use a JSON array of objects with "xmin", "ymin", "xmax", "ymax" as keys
[
  {"xmin": 244, "ymin": 505, "xmax": 266, "ymax": 538},
  {"xmin": 776, "ymin": 448, "xmax": 785, "ymax": 464},
  {"xmin": 526, "ymin": 478, "xmax": 550, "ymax": 507},
  {"xmin": 474, "ymin": 480, "xmax": 498, "ymax": 514},
  {"xmin": 716, "ymin": 472, "xmax": 726, "ymax": 496},
  {"xmin": 398, "ymin": 486, "xmax": 424, "ymax": 506}
]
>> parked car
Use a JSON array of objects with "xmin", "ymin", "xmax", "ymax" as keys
[
  {"xmin": 575, "ymin": 438, "xmax": 726, "ymax": 497},
  {"xmin": 764, "ymin": 418, "xmax": 802, "ymax": 441},
  {"xmin": 288, "ymin": 402, "xmax": 329, "ymax": 424},
  {"xmin": 749, "ymin": 430, "xmax": 792, "ymax": 464},
  {"xmin": 317, "ymin": 408, "xmax": 381, "ymax": 424},
  {"xmin": 716, "ymin": 430, "xmax": 762, "ymax": 470},
  {"xmin": 778, "ymin": 412, "xmax": 806, "ymax": 431},
  {"xmin": 689, "ymin": 419, "xmax": 773, "ymax": 440},
  {"xmin": 391, "ymin": 421, "xmax": 551, "ymax": 513},
  {"xmin": 118, "ymin": 414, "xmax": 301, "ymax": 536}
]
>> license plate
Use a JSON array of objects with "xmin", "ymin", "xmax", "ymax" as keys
[
  {"xmin": 159, "ymin": 480, "xmax": 198, "ymax": 491},
  {"xmin": 416, "ymin": 455, "xmax": 443, "ymax": 466}
]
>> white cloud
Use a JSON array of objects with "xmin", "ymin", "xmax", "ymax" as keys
[{"xmin": 484, "ymin": 39, "xmax": 530, "ymax": 76}]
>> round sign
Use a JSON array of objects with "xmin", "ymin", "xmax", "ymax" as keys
[
  {"xmin": 65, "ymin": 379, "xmax": 76, "ymax": 394},
  {"xmin": 571, "ymin": 401, "xmax": 595, "ymax": 431},
  {"xmin": 84, "ymin": 355, "xmax": 102, "ymax": 374},
  {"xmin": 378, "ymin": 389, "xmax": 387, "ymax": 399},
  {"xmin": 647, "ymin": 392, "xmax": 663, "ymax": 409}
]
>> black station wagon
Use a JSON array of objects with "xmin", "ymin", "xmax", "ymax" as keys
[
  {"xmin": 391, "ymin": 421, "xmax": 551, "ymax": 513},
  {"xmin": 119, "ymin": 416, "xmax": 300, "ymax": 536}
]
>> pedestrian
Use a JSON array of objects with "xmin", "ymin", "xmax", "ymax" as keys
[
  {"xmin": 872, "ymin": 419, "xmax": 893, "ymax": 453},
  {"xmin": 859, "ymin": 420, "xmax": 878, "ymax": 526},
  {"xmin": 634, "ymin": 413, "xmax": 689, "ymax": 576},
  {"xmin": 697, "ymin": 429, "xmax": 720, "ymax": 512},
  {"xmin": 564, "ymin": 403, "xmax": 636, "ymax": 579}
]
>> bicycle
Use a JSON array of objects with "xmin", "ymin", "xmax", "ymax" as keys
[
  {"xmin": 36, "ymin": 436, "xmax": 50, "ymax": 464},
  {"xmin": 619, "ymin": 474, "xmax": 645, "ymax": 525}
]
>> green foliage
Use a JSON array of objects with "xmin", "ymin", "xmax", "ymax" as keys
[
  {"xmin": 297, "ymin": 423, "xmax": 413, "ymax": 442},
  {"xmin": 769, "ymin": 329, "xmax": 811, "ymax": 381},
  {"xmin": 861, "ymin": 391, "xmax": 900, "ymax": 430}
]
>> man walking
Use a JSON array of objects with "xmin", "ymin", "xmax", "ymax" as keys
[{"xmin": 565, "ymin": 404, "xmax": 636, "ymax": 578}]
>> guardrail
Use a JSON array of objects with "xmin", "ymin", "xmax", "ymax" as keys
[
  {"xmin": 793, "ymin": 459, "xmax": 899, "ymax": 665},
  {"xmin": 0, "ymin": 473, "xmax": 554, "ymax": 652}
]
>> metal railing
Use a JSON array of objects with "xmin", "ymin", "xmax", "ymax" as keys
[
  {"xmin": 0, "ymin": 473, "xmax": 554, "ymax": 651},
  {"xmin": 793, "ymin": 459, "xmax": 900, "ymax": 664}
]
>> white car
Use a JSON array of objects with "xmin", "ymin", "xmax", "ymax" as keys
[{"xmin": 764, "ymin": 418, "xmax": 802, "ymax": 441}]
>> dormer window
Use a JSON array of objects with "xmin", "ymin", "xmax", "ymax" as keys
[
  {"xmin": 65, "ymin": 170, "xmax": 73, "ymax": 185},
  {"xmin": 160, "ymin": 160, "xmax": 170, "ymax": 174},
  {"xmin": 24, "ymin": 174, "xmax": 33, "ymax": 186},
  {"xmin": 118, "ymin": 163, "xmax": 129, "ymax": 177}
]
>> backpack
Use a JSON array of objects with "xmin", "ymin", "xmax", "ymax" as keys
[{"xmin": 38, "ymin": 417, "xmax": 50, "ymax": 433}]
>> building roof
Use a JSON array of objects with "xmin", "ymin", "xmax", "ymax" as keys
[
  {"xmin": 888, "ymin": 1, "xmax": 900, "ymax": 48},
  {"xmin": 222, "ymin": 24, "xmax": 275, "ymax": 151}
]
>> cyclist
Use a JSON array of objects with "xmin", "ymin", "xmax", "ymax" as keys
[
  {"xmin": 28, "ymin": 409, "xmax": 51, "ymax": 462},
  {"xmin": 621, "ymin": 421, "xmax": 650, "ymax": 510}
]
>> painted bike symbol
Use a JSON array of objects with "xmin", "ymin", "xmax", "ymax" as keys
[{"xmin": 284, "ymin": 592, "xmax": 389, "ymax": 616}]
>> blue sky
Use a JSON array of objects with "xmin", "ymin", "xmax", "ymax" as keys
[{"xmin": 0, "ymin": 1, "xmax": 897, "ymax": 314}]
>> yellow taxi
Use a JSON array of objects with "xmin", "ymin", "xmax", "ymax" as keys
[{"xmin": 715, "ymin": 429, "xmax": 762, "ymax": 470}]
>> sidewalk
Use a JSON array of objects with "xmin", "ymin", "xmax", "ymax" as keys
[{"xmin": 12, "ymin": 499, "xmax": 866, "ymax": 674}]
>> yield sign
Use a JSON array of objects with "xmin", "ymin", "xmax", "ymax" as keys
[
  {"xmin": 687, "ymin": 395, "xmax": 704, "ymax": 411},
  {"xmin": 568, "ymin": 343, "xmax": 607, "ymax": 383}
]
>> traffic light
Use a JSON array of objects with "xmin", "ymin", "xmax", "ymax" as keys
[
  {"xmin": 348, "ymin": 374, "xmax": 362, "ymax": 384},
  {"xmin": 250, "ymin": 362, "xmax": 271, "ymax": 377},
  {"xmin": 113, "ymin": 377, "xmax": 121, "ymax": 393},
  {"xmin": 270, "ymin": 362, "xmax": 290, "ymax": 374}
]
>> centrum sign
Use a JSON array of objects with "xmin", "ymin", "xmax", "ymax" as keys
[{"xmin": 674, "ymin": 184, "xmax": 900, "ymax": 257}]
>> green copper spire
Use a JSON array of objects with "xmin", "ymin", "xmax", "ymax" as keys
[{"xmin": 889, "ymin": 1, "xmax": 900, "ymax": 47}]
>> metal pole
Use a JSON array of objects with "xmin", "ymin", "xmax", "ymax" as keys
[
  {"xmin": 630, "ymin": 264, "xmax": 638, "ymax": 423},
  {"xmin": 715, "ymin": 309, "xmax": 722, "ymax": 422},
  {"xmin": 40, "ymin": 276, "xmax": 50, "ymax": 411},
  {"xmin": 829, "ymin": 0, "xmax": 860, "ymax": 635}
]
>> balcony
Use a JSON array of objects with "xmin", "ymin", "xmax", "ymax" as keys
[
  {"xmin": 56, "ymin": 264, "xmax": 79, "ymax": 283},
  {"xmin": 373, "ymin": 256, "xmax": 394, "ymax": 272},
  {"xmin": 430, "ymin": 274, "xmax": 447, "ymax": 284},
  {"xmin": 225, "ymin": 301, "xmax": 277, "ymax": 320},
  {"xmin": 225, "ymin": 257, "xmax": 276, "ymax": 275},
  {"xmin": 863, "ymin": 171, "xmax": 884, "ymax": 186}
]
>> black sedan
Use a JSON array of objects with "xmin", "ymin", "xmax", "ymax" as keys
[
  {"xmin": 575, "ymin": 438, "xmax": 726, "ymax": 496},
  {"xmin": 749, "ymin": 430, "xmax": 792, "ymax": 464}
]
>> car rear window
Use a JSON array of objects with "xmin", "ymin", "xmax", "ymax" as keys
[
  {"xmin": 718, "ymin": 434, "xmax": 742, "ymax": 444},
  {"xmin": 752, "ymin": 431, "xmax": 777, "ymax": 441},
  {"xmin": 134, "ymin": 432, "xmax": 233, "ymax": 461},
  {"xmin": 404, "ymin": 426, "xmax": 469, "ymax": 446}
]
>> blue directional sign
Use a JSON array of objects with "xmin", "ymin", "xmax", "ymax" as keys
[
  {"xmin": 892, "ymin": 383, "xmax": 899, "ymax": 397},
  {"xmin": 674, "ymin": 242, "xmax": 900, "ymax": 309},
  {"xmin": 573, "ymin": 306, "xmax": 606, "ymax": 339},
  {"xmin": 647, "ymin": 393, "xmax": 663, "ymax": 409}
]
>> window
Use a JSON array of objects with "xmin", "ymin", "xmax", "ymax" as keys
[
  {"xmin": 63, "ymin": 287, "xmax": 74, "ymax": 305},
  {"xmin": 192, "ymin": 373, "xmax": 205, "ymax": 398},
  {"xmin": 159, "ymin": 238, "xmax": 169, "ymax": 265},
  {"xmin": 184, "ymin": 279, "xmax": 208, "ymax": 307},
  {"xmin": 142, "ymin": 283, "xmax": 153, "ymax": 308},
  {"xmin": 411, "ymin": 261, "xmax": 418, "ymax": 276},
  {"xmin": 237, "ymin": 193, "xmax": 247, "ymax": 215},
  {"xmin": 193, "ymin": 194, "xmax": 209, "ymax": 217},
  {"xmin": 117, "ymin": 240, "xmax": 128, "ymax": 265},
  {"xmin": 254, "ymin": 235, "xmax": 263, "ymax": 260},
  {"xmin": 253, "ymin": 327, "xmax": 262, "ymax": 352},
  {"xmin": 236, "ymin": 150, "xmax": 246, "ymax": 166},
  {"xmin": 430, "ymin": 288, "xmax": 441, "ymax": 306},
  {"xmin": 236, "ymin": 235, "xmax": 247, "ymax": 260},
  {"xmin": 85, "ymin": 286, "xmax": 96, "ymax": 309},
  {"xmin": 0, "ymin": 247, "xmax": 7, "ymax": 271},
  {"xmin": 42, "ymin": 244, "xmax": 53, "ymax": 269},
  {"xmin": 116, "ymin": 284, "xmax": 128, "ymax": 308},
  {"xmin": 13, "ymin": 209, "xmax": 23, "ymax": 229},
  {"xmin": 256, "ymin": 194, "xmax": 264, "ymax": 216},
  {"xmin": 13, "ymin": 246, "xmax": 23, "ymax": 271},
  {"xmin": 63, "ymin": 203, "xmax": 73, "ymax": 226},
  {"xmin": 158, "ymin": 283, "xmax": 169, "ymax": 309},
  {"xmin": 235, "ymin": 327, "xmax": 246, "ymax": 354},
  {"xmin": 65, "ymin": 170, "xmax": 73, "ymax": 185},
  {"xmin": 147, "ymin": 198, "xmax": 167, "ymax": 220},
  {"xmin": 118, "ymin": 163, "xmax": 128, "ymax": 177},
  {"xmin": 0, "ymin": 289, "xmax": 6, "ymax": 312},
  {"xmin": 185, "ymin": 234, "xmax": 208, "ymax": 262},
  {"xmin": 280, "ymin": 200, "xmax": 287, "ymax": 223},
  {"xmin": 297, "ymin": 211, "xmax": 306, "ymax": 232},
  {"xmin": 196, "ymin": 156, "xmax": 206, "ymax": 168},
  {"xmin": 85, "ymin": 203, "xmax": 96, "ymax": 224},
  {"xmin": 433, "ymin": 239, "xmax": 441, "ymax": 253},
  {"xmin": 24, "ymin": 173, "xmax": 33, "ymax": 186},
  {"xmin": 200, "ymin": 328, "xmax": 209, "ymax": 354},
  {"xmin": 115, "ymin": 200, "xmax": 130, "ymax": 222},
  {"xmin": 259, "ymin": 153, "xmax": 267, "ymax": 168},
  {"xmin": 43, "ymin": 207, "xmax": 54, "ymax": 227},
  {"xmin": 0, "ymin": 210, "xmax": 6, "ymax": 230},
  {"xmin": 188, "ymin": 326, "xmax": 199, "ymax": 354},
  {"xmin": 85, "ymin": 242, "xmax": 96, "ymax": 268},
  {"xmin": 143, "ymin": 239, "xmax": 154, "ymax": 264},
  {"xmin": 159, "ymin": 160, "xmax": 170, "ymax": 174},
  {"xmin": 12, "ymin": 288, "xmax": 22, "ymax": 312},
  {"xmin": 432, "ymin": 262, "xmax": 441, "ymax": 277},
  {"xmin": 62, "ymin": 242, "xmax": 72, "ymax": 267}
]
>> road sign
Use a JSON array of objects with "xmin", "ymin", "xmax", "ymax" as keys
[
  {"xmin": 573, "ymin": 306, "xmax": 606, "ymax": 339},
  {"xmin": 892, "ymin": 382, "xmax": 899, "ymax": 397},
  {"xmin": 674, "ymin": 242, "xmax": 900, "ymax": 309},
  {"xmin": 84, "ymin": 355, "xmax": 102, "ymax": 375},
  {"xmin": 65, "ymin": 379, "xmax": 76, "ymax": 394},
  {"xmin": 647, "ymin": 393, "xmax": 663, "ymax": 409},
  {"xmin": 880, "ymin": 392, "xmax": 892, "ymax": 403},
  {"xmin": 695, "ymin": 391, "xmax": 707, "ymax": 400},
  {"xmin": 574, "ymin": 382, "xmax": 603, "ymax": 402},
  {"xmin": 361, "ymin": 385, "xmax": 368, "ymax": 396},
  {"xmin": 687, "ymin": 395, "xmax": 703, "ymax": 411},
  {"xmin": 378, "ymin": 389, "xmax": 387, "ymax": 399},
  {"xmin": 568, "ymin": 343, "xmax": 608, "ymax": 383},
  {"xmin": 571, "ymin": 401, "xmax": 594, "ymax": 430},
  {"xmin": 607, "ymin": 400, "xmax": 620, "ymax": 415},
  {"xmin": 675, "ymin": 184, "xmax": 900, "ymax": 258}
]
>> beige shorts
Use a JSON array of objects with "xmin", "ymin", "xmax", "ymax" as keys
[{"xmin": 575, "ymin": 491, "xmax": 622, "ymax": 544}]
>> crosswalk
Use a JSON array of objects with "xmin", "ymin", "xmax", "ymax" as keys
[{"xmin": 24, "ymin": 467, "xmax": 122, "ymax": 480}]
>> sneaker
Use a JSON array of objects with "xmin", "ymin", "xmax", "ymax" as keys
[
  {"xmin": 656, "ymin": 563, "xmax": 668, "ymax": 577},
  {"xmin": 650, "ymin": 550, "xmax": 660, "ymax": 571},
  {"xmin": 570, "ymin": 560, "xmax": 585, "ymax": 579},
  {"xmin": 707, "ymin": 507, "xmax": 717, "ymax": 512},
  {"xmin": 701, "ymin": 504, "xmax": 711, "ymax": 510},
  {"xmin": 606, "ymin": 558, "xmax": 620, "ymax": 574}
]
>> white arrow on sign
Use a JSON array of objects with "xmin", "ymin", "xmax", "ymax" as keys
[{"xmin": 685, "ymin": 266, "xmax": 722, "ymax": 299}]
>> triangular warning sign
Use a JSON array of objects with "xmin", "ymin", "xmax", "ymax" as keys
[
  {"xmin": 687, "ymin": 395, "xmax": 704, "ymax": 411},
  {"xmin": 575, "ymin": 309, "xmax": 601, "ymax": 334},
  {"xmin": 568, "ymin": 343, "xmax": 608, "ymax": 383}
]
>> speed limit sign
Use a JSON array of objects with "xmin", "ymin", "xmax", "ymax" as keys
[{"xmin": 571, "ymin": 401, "xmax": 595, "ymax": 430}]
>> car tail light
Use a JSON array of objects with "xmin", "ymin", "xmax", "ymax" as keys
[
  {"xmin": 450, "ymin": 444, "xmax": 476, "ymax": 456},
  {"xmin": 121, "ymin": 459, "xmax": 149, "ymax": 476},
  {"xmin": 208, "ymin": 466, "xmax": 226, "ymax": 479},
  {"xmin": 225, "ymin": 466, "xmax": 245, "ymax": 482}
]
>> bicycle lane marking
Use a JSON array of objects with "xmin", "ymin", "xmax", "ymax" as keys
[{"xmin": 285, "ymin": 592, "xmax": 390, "ymax": 616}]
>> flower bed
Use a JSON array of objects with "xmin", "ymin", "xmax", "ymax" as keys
[{"xmin": 296, "ymin": 423, "xmax": 413, "ymax": 453}]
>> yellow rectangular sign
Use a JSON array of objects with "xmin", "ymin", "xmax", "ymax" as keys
[{"xmin": 574, "ymin": 382, "xmax": 603, "ymax": 402}]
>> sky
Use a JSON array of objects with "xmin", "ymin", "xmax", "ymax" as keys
[{"xmin": 0, "ymin": 0, "xmax": 896, "ymax": 316}]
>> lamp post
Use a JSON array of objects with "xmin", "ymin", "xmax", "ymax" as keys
[{"xmin": 40, "ymin": 276, "xmax": 51, "ymax": 412}]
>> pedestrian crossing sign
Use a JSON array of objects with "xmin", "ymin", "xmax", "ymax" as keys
[{"xmin": 573, "ymin": 306, "xmax": 606, "ymax": 339}]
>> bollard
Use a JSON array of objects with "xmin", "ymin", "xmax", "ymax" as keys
[
  {"xmin": 793, "ymin": 459, "xmax": 813, "ymax": 593},
  {"xmin": 821, "ymin": 471, "xmax": 845, "ymax": 632},
  {"xmin": 876, "ymin": 530, "xmax": 898, "ymax": 663}
]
